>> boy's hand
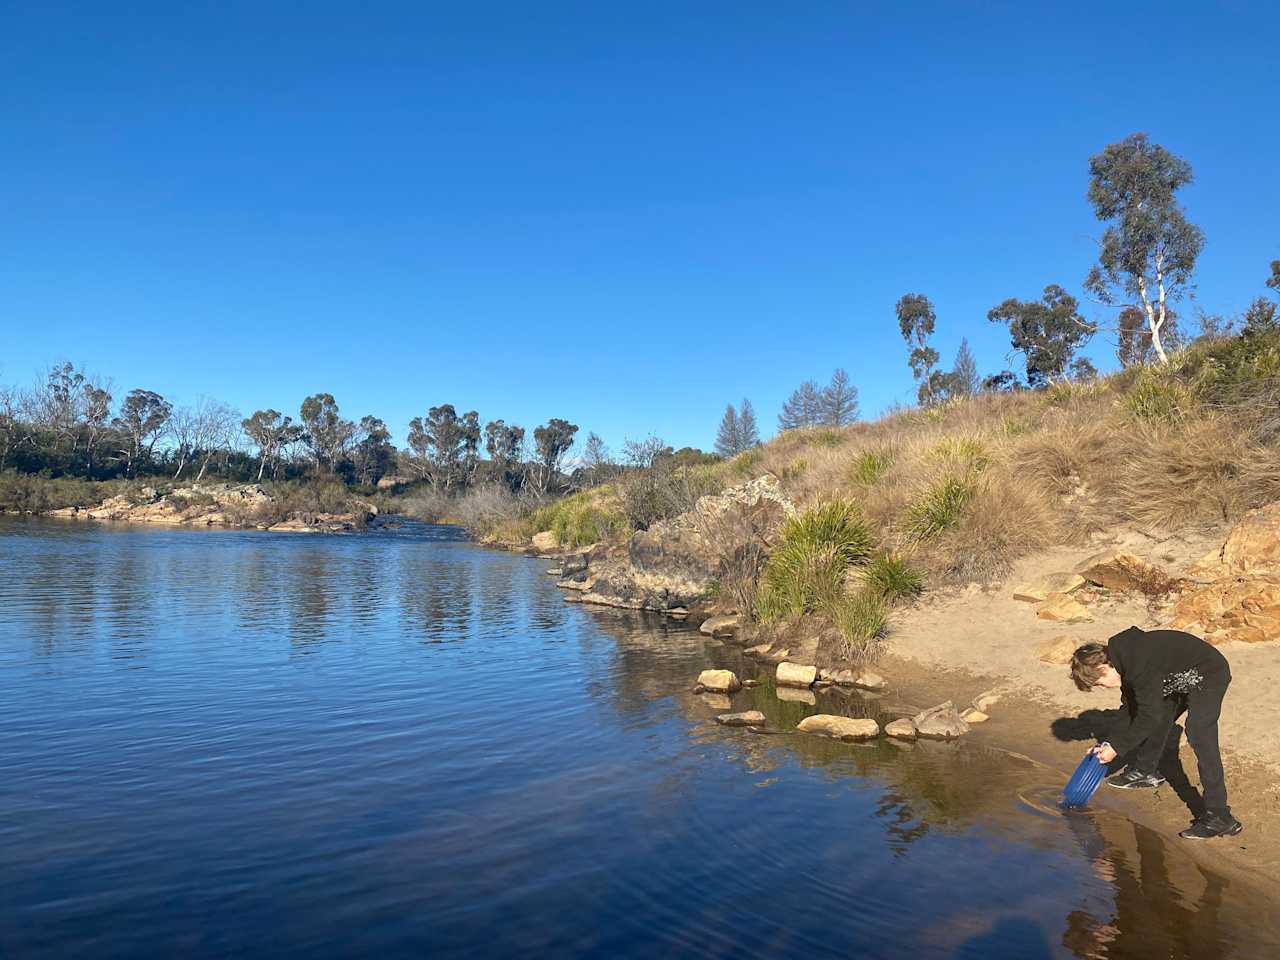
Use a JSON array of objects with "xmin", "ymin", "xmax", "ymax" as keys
[{"xmin": 1091, "ymin": 743, "xmax": 1117, "ymax": 763}]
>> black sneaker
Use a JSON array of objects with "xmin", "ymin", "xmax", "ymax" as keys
[
  {"xmin": 1180, "ymin": 814, "xmax": 1243, "ymax": 840},
  {"xmin": 1106, "ymin": 769, "xmax": 1166, "ymax": 790}
]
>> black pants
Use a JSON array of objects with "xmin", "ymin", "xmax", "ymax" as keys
[{"xmin": 1129, "ymin": 669, "xmax": 1231, "ymax": 817}]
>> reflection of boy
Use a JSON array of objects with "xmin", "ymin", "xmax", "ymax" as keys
[{"xmin": 1069, "ymin": 626, "xmax": 1242, "ymax": 840}]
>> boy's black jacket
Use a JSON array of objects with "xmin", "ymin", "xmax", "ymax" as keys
[{"xmin": 1106, "ymin": 626, "xmax": 1229, "ymax": 755}]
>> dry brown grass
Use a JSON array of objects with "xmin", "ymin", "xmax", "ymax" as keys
[{"xmin": 747, "ymin": 370, "xmax": 1280, "ymax": 586}]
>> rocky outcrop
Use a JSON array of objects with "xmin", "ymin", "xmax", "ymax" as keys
[
  {"xmin": 776, "ymin": 662, "xmax": 817, "ymax": 688},
  {"xmin": 796, "ymin": 715, "xmax": 880, "ymax": 740},
  {"xmin": 716, "ymin": 711, "xmax": 765, "ymax": 727},
  {"xmin": 1220, "ymin": 503, "xmax": 1280, "ymax": 578},
  {"xmin": 1171, "ymin": 576, "xmax": 1280, "ymax": 644},
  {"xmin": 912, "ymin": 701, "xmax": 970, "ymax": 740},
  {"xmin": 531, "ymin": 531, "xmax": 558, "ymax": 552},
  {"xmin": 696, "ymin": 669, "xmax": 742, "ymax": 694}
]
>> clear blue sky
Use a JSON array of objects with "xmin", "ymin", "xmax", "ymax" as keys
[{"xmin": 3, "ymin": 1, "xmax": 1278, "ymax": 453}]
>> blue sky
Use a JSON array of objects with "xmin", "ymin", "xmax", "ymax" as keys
[{"xmin": 3, "ymin": 1, "xmax": 1278, "ymax": 453}]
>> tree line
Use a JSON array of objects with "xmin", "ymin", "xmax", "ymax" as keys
[{"xmin": 0, "ymin": 370, "xmax": 584, "ymax": 494}]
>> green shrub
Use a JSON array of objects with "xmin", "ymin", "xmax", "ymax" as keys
[
  {"xmin": 860, "ymin": 551, "xmax": 923, "ymax": 601},
  {"xmin": 756, "ymin": 501, "xmax": 875, "ymax": 620},
  {"xmin": 829, "ymin": 588, "xmax": 888, "ymax": 661},
  {"xmin": 904, "ymin": 476, "xmax": 974, "ymax": 542},
  {"xmin": 1124, "ymin": 366, "xmax": 1191, "ymax": 423},
  {"xmin": 528, "ymin": 492, "xmax": 629, "ymax": 548},
  {"xmin": 851, "ymin": 448, "xmax": 893, "ymax": 486}
]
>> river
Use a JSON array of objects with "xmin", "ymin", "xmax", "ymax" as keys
[{"xmin": 1, "ymin": 517, "xmax": 1276, "ymax": 958}]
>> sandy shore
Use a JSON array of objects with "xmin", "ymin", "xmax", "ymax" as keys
[{"xmin": 885, "ymin": 525, "xmax": 1280, "ymax": 890}]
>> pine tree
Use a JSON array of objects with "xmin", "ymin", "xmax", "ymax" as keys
[
  {"xmin": 952, "ymin": 339, "xmax": 979, "ymax": 396},
  {"xmin": 820, "ymin": 368, "xmax": 859, "ymax": 426},
  {"xmin": 714, "ymin": 404, "xmax": 740, "ymax": 457},
  {"xmin": 778, "ymin": 381, "xmax": 822, "ymax": 431},
  {"xmin": 737, "ymin": 398, "xmax": 760, "ymax": 449}
]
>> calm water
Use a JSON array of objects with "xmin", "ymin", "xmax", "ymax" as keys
[{"xmin": 1, "ymin": 518, "xmax": 1276, "ymax": 959}]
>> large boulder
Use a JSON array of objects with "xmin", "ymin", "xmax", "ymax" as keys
[
  {"xmin": 697, "ymin": 669, "xmax": 742, "ymax": 693},
  {"xmin": 796, "ymin": 715, "xmax": 880, "ymax": 740},
  {"xmin": 1012, "ymin": 573, "xmax": 1086, "ymax": 603},
  {"xmin": 1171, "ymin": 576, "xmax": 1280, "ymax": 644},
  {"xmin": 912, "ymin": 701, "xmax": 970, "ymax": 740},
  {"xmin": 531, "ymin": 531, "xmax": 558, "ymax": 552},
  {"xmin": 1220, "ymin": 503, "xmax": 1280, "ymax": 578},
  {"xmin": 776, "ymin": 662, "xmax": 817, "ymax": 688}
]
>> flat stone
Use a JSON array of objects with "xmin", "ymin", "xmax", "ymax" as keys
[
  {"xmin": 796, "ymin": 715, "xmax": 880, "ymax": 740},
  {"xmin": 853, "ymin": 670, "xmax": 887, "ymax": 692},
  {"xmin": 960, "ymin": 708, "xmax": 989, "ymax": 724},
  {"xmin": 716, "ymin": 711, "xmax": 766, "ymax": 727},
  {"xmin": 741, "ymin": 679, "xmax": 761, "ymax": 688},
  {"xmin": 1013, "ymin": 572, "xmax": 1086, "ymax": 603},
  {"xmin": 1036, "ymin": 593, "xmax": 1093, "ymax": 623},
  {"xmin": 776, "ymin": 662, "xmax": 817, "ymax": 688},
  {"xmin": 696, "ymin": 669, "xmax": 742, "ymax": 693},
  {"xmin": 912, "ymin": 701, "xmax": 970, "ymax": 740},
  {"xmin": 699, "ymin": 614, "xmax": 741, "ymax": 637},
  {"xmin": 744, "ymin": 643, "xmax": 773, "ymax": 658},
  {"xmin": 885, "ymin": 718, "xmax": 917, "ymax": 740},
  {"xmin": 1075, "ymin": 551, "xmax": 1168, "ymax": 592},
  {"xmin": 1039, "ymin": 634, "xmax": 1081, "ymax": 665}
]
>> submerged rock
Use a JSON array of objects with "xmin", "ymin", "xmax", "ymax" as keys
[
  {"xmin": 885, "ymin": 718, "xmax": 917, "ymax": 740},
  {"xmin": 776, "ymin": 662, "xmax": 817, "ymax": 688},
  {"xmin": 716, "ymin": 711, "xmax": 766, "ymax": 727},
  {"xmin": 912, "ymin": 701, "xmax": 970, "ymax": 740},
  {"xmin": 960, "ymin": 708, "xmax": 989, "ymax": 724},
  {"xmin": 696, "ymin": 669, "xmax": 742, "ymax": 693},
  {"xmin": 700, "ymin": 693, "xmax": 732, "ymax": 711},
  {"xmin": 744, "ymin": 643, "xmax": 773, "ymax": 658},
  {"xmin": 774, "ymin": 687, "xmax": 816, "ymax": 705},
  {"xmin": 796, "ymin": 715, "xmax": 880, "ymax": 740},
  {"xmin": 972, "ymin": 690, "xmax": 1002, "ymax": 712}
]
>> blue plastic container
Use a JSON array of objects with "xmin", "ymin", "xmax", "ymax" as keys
[{"xmin": 1062, "ymin": 753, "xmax": 1108, "ymax": 807}]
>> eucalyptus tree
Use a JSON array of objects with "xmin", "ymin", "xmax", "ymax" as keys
[
  {"xmin": 987, "ymin": 285, "xmax": 1094, "ymax": 387},
  {"xmin": 351, "ymin": 415, "xmax": 394, "ymax": 486},
  {"xmin": 531, "ymin": 418, "xmax": 578, "ymax": 494},
  {"xmin": 242, "ymin": 409, "xmax": 302, "ymax": 481},
  {"xmin": 113, "ymin": 388, "xmax": 172, "ymax": 477},
  {"xmin": 1084, "ymin": 134, "xmax": 1204, "ymax": 365},
  {"xmin": 299, "ymin": 393, "xmax": 355, "ymax": 474},
  {"xmin": 896, "ymin": 293, "xmax": 940, "ymax": 404}
]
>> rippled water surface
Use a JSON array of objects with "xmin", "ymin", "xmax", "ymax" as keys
[{"xmin": 1, "ymin": 518, "xmax": 1276, "ymax": 959}]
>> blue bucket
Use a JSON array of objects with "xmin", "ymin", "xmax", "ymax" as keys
[{"xmin": 1062, "ymin": 753, "xmax": 1108, "ymax": 807}]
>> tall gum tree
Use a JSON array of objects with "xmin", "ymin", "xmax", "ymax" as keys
[{"xmin": 1084, "ymin": 133, "xmax": 1204, "ymax": 365}]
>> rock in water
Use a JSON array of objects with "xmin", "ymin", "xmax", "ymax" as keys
[
  {"xmin": 700, "ymin": 693, "xmax": 732, "ymax": 711},
  {"xmin": 699, "ymin": 614, "xmax": 741, "ymax": 637},
  {"xmin": 796, "ymin": 715, "xmax": 880, "ymax": 740},
  {"xmin": 912, "ymin": 701, "xmax": 970, "ymax": 739},
  {"xmin": 1036, "ymin": 593, "xmax": 1093, "ymax": 623},
  {"xmin": 885, "ymin": 718, "xmax": 917, "ymax": 740},
  {"xmin": 960, "ymin": 707, "xmax": 989, "ymax": 724},
  {"xmin": 972, "ymin": 690, "xmax": 1002, "ymax": 712},
  {"xmin": 775, "ymin": 662, "xmax": 817, "ymax": 688},
  {"xmin": 1012, "ymin": 573, "xmax": 1086, "ymax": 603},
  {"xmin": 716, "ymin": 711, "xmax": 766, "ymax": 727},
  {"xmin": 1040, "ymin": 635, "xmax": 1081, "ymax": 664},
  {"xmin": 774, "ymin": 687, "xmax": 816, "ymax": 705},
  {"xmin": 696, "ymin": 669, "xmax": 742, "ymax": 693}
]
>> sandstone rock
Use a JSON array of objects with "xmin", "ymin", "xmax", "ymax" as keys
[
  {"xmin": 1012, "ymin": 573, "xmax": 1086, "ymax": 603},
  {"xmin": 1075, "ymin": 551, "xmax": 1169, "ymax": 593},
  {"xmin": 1221, "ymin": 503, "xmax": 1280, "ymax": 578},
  {"xmin": 764, "ymin": 648, "xmax": 791, "ymax": 664},
  {"xmin": 545, "ymin": 567, "xmax": 563, "ymax": 577},
  {"xmin": 796, "ymin": 715, "xmax": 880, "ymax": 740},
  {"xmin": 885, "ymin": 718, "xmax": 917, "ymax": 740},
  {"xmin": 853, "ymin": 670, "xmax": 887, "ymax": 692},
  {"xmin": 699, "ymin": 614, "xmax": 741, "ymax": 637},
  {"xmin": 913, "ymin": 701, "xmax": 970, "ymax": 740},
  {"xmin": 972, "ymin": 690, "xmax": 1002, "ymax": 712},
  {"xmin": 700, "ymin": 693, "xmax": 732, "ymax": 711},
  {"xmin": 716, "ymin": 711, "xmax": 766, "ymax": 727},
  {"xmin": 1171, "ymin": 576, "xmax": 1280, "ymax": 644},
  {"xmin": 744, "ymin": 643, "xmax": 773, "ymax": 658},
  {"xmin": 1036, "ymin": 593, "xmax": 1093, "ymax": 623},
  {"xmin": 531, "ymin": 531, "xmax": 557, "ymax": 551},
  {"xmin": 696, "ymin": 669, "xmax": 742, "ymax": 693},
  {"xmin": 1039, "ymin": 635, "xmax": 1081, "ymax": 664},
  {"xmin": 775, "ymin": 687, "xmax": 816, "ymax": 705},
  {"xmin": 776, "ymin": 662, "xmax": 817, "ymax": 688},
  {"xmin": 960, "ymin": 708, "xmax": 989, "ymax": 724}
]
